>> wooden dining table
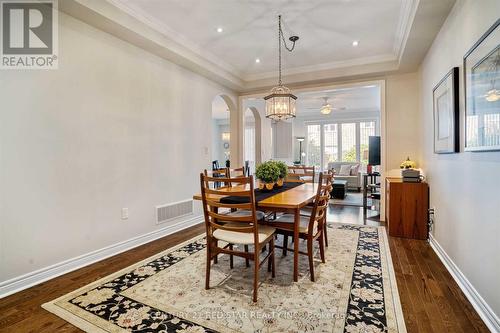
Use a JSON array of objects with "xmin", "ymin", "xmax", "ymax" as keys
[{"xmin": 193, "ymin": 182, "xmax": 318, "ymax": 282}]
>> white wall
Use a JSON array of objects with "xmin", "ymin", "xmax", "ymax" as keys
[
  {"xmin": 385, "ymin": 72, "xmax": 422, "ymax": 170},
  {"xmin": 420, "ymin": 0, "xmax": 500, "ymax": 320},
  {"xmin": 0, "ymin": 12, "xmax": 236, "ymax": 283}
]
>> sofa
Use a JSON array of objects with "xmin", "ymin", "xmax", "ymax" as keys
[{"xmin": 327, "ymin": 162, "xmax": 362, "ymax": 191}]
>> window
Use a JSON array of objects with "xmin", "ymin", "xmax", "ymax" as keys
[
  {"xmin": 360, "ymin": 121, "xmax": 376, "ymax": 164},
  {"xmin": 323, "ymin": 124, "xmax": 338, "ymax": 167},
  {"xmin": 306, "ymin": 124, "xmax": 321, "ymax": 168},
  {"xmin": 244, "ymin": 126, "xmax": 255, "ymax": 173},
  {"xmin": 305, "ymin": 120, "xmax": 378, "ymax": 170},
  {"xmin": 341, "ymin": 123, "xmax": 356, "ymax": 162}
]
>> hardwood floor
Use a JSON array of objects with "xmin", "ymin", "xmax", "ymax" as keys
[{"xmin": 0, "ymin": 206, "xmax": 490, "ymax": 333}]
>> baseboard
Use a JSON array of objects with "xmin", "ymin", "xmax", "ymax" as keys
[
  {"xmin": 0, "ymin": 215, "xmax": 203, "ymax": 299},
  {"xmin": 429, "ymin": 234, "xmax": 500, "ymax": 332}
]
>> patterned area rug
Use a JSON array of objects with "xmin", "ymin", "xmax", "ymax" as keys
[{"xmin": 43, "ymin": 224, "xmax": 406, "ymax": 333}]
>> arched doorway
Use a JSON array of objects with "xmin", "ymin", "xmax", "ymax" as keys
[
  {"xmin": 243, "ymin": 107, "xmax": 262, "ymax": 174},
  {"xmin": 211, "ymin": 95, "xmax": 230, "ymax": 169}
]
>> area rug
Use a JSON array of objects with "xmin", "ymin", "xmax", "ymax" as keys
[{"xmin": 42, "ymin": 224, "xmax": 406, "ymax": 333}]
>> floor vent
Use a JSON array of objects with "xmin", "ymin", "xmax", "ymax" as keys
[{"xmin": 156, "ymin": 199, "xmax": 193, "ymax": 224}]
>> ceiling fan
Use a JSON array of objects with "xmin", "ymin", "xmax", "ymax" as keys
[{"xmin": 305, "ymin": 97, "xmax": 346, "ymax": 115}]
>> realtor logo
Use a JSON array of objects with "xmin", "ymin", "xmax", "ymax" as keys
[{"xmin": 1, "ymin": 0, "xmax": 58, "ymax": 69}]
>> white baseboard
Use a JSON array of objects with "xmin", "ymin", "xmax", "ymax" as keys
[
  {"xmin": 429, "ymin": 234, "xmax": 500, "ymax": 332},
  {"xmin": 0, "ymin": 215, "xmax": 203, "ymax": 299}
]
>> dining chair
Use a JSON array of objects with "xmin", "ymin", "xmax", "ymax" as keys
[
  {"xmin": 264, "ymin": 173, "xmax": 328, "ymax": 282},
  {"xmin": 287, "ymin": 165, "xmax": 315, "ymax": 183},
  {"xmin": 204, "ymin": 168, "xmax": 230, "ymax": 188},
  {"xmin": 301, "ymin": 171, "xmax": 334, "ymax": 247},
  {"xmin": 200, "ymin": 173, "xmax": 276, "ymax": 302},
  {"xmin": 230, "ymin": 166, "xmax": 247, "ymax": 178}
]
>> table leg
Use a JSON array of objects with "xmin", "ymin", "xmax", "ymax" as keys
[{"xmin": 293, "ymin": 207, "xmax": 300, "ymax": 282}]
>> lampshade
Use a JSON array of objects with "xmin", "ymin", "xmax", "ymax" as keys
[{"xmin": 264, "ymin": 85, "xmax": 297, "ymax": 121}]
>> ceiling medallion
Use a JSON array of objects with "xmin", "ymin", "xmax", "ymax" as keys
[{"xmin": 264, "ymin": 15, "xmax": 299, "ymax": 121}]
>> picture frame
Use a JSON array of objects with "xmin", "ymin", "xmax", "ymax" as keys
[
  {"xmin": 433, "ymin": 67, "xmax": 459, "ymax": 153},
  {"xmin": 464, "ymin": 19, "xmax": 500, "ymax": 152}
]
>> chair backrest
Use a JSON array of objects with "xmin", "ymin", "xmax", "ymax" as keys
[
  {"xmin": 307, "ymin": 173, "xmax": 330, "ymax": 234},
  {"xmin": 288, "ymin": 165, "xmax": 315, "ymax": 183},
  {"xmin": 204, "ymin": 168, "xmax": 230, "ymax": 188},
  {"xmin": 200, "ymin": 173, "xmax": 259, "ymax": 240},
  {"xmin": 230, "ymin": 166, "xmax": 246, "ymax": 178}
]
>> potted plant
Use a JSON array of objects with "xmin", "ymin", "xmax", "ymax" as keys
[
  {"xmin": 272, "ymin": 161, "xmax": 288, "ymax": 187},
  {"xmin": 255, "ymin": 161, "xmax": 280, "ymax": 190}
]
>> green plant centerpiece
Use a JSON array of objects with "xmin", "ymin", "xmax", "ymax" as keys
[
  {"xmin": 272, "ymin": 160, "xmax": 288, "ymax": 187},
  {"xmin": 255, "ymin": 161, "xmax": 280, "ymax": 191}
]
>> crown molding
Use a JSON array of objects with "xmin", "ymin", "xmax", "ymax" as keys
[
  {"xmin": 243, "ymin": 54, "xmax": 397, "ymax": 82},
  {"xmin": 393, "ymin": 0, "xmax": 420, "ymax": 62}
]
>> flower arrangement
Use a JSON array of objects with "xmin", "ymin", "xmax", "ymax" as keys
[
  {"xmin": 255, "ymin": 161, "xmax": 280, "ymax": 190},
  {"xmin": 400, "ymin": 157, "xmax": 416, "ymax": 169}
]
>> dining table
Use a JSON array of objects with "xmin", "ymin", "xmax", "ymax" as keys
[{"xmin": 192, "ymin": 182, "xmax": 318, "ymax": 282}]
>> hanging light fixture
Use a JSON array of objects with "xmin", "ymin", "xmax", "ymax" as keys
[
  {"xmin": 264, "ymin": 15, "xmax": 299, "ymax": 121},
  {"xmin": 320, "ymin": 97, "xmax": 332, "ymax": 115}
]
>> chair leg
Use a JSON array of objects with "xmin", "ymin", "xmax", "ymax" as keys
[
  {"xmin": 282, "ymin": 235, "xmax": 288, "ymax": 256},
  {"xmin": 213, "ymin": 240, "xmax": 218, "ymax": 264},
  {"xmin": 319, "ymin": 233, "xmax": 326, "ymax": 263},
  {"xmin": 244, "ymin": 245, "xmax": 250, "ymax": 267},
  {"xmin": 205, "ymin": 244, "xmax": 211, "ymax": 289},
  {"xmin": 323, "ymin": 217, "xmax": 329, "ymax": 247},
  {"xmin": 307, "ymin": 237, "xmax": 315, "ymax": 282},
  {"xmin": 253, "ymin": 246, "xmax": 260, "ymax": 302},
  {"xmin": 270, "ymin": 238, "xmax": 276, "ymax": 278},
  {"xmin": 229, "ymin": 244, "xmax": 234, "ymax": 269}
]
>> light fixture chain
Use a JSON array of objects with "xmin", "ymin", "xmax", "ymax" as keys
[{"xmin": 278, "ymin": 15, "xmax": 282, "ymax": 86}]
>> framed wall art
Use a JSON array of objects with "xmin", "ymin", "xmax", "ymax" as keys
[
  {"xmin": 464, "ymin": 19, "xmax": 500, "ymax": 152},
  {"xmin": 433, "ymin": 67, "xmax": 459, "ymax": 153}
]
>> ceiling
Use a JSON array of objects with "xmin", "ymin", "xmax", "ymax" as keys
[
  {"xmin": 62, "ymin": 0, "xmax": 456, "ymax": 91},
  {"xmin": 295, "ymin": 85, "xmax": 380, "ymax": 116},
  {"xmin": 111, "ymin": 0, "xmax": 406, "ymax": 79},
  {"xmin": 243, "ymin": 84, "xmax": 380, "ymax": 118}
]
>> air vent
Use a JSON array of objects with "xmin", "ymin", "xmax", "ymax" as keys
[{"xmin": 156, "ymin": 199, "xmax": 193, "ymax": 225}]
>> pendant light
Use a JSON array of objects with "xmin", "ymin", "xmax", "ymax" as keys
[{"xmin": 264, "ymin": 15, "xmax": 299, "ymax": 121}]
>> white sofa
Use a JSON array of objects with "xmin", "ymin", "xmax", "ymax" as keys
[{"xmin": 327, "ymin": 162, "xmax": 362, "ymax": 191}]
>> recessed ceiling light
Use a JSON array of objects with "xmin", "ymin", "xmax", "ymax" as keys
[
  {"xmin": 352, "ymin": 40, "xmax": 359, "ymax": 47},
  {"xmin": 255, "ymin": 58, "xmax": 261, "ymax": 63},
  {"xmin": 216, "ymin": 27, "xmax": 223, "ymax": 33}
]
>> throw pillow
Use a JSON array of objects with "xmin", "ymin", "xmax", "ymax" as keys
[
  {"xmin": 350, "ymin": 164, "xmax": 360, "ymax": 176},
  {"xmin": 339, "ymin": 164, "xmax": 351, "ymax": 176}
]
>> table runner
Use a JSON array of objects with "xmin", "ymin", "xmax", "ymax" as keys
[{"xmin": 220, "ymin": 182, "xmax": 304, "ymax": 204}]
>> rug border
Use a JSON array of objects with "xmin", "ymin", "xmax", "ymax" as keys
[
  {"xmin": 42, "ymin": 233, "xmax": 207, "ymax": 333},
  {"xmin": 42, "ymin": 223, "xmax": 407, "ymax": 333},
  {"xmin": 379, "ymin": 228, "xmax": 407, "ymax": 333}
]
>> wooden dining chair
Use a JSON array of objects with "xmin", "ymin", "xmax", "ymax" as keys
[
  {"xmin": 287, "ymin": 165, "xmax": 315, "ymax": 183},
  {"xmin": 204, "ymin": 168, "xmax": 230, "ymax": 188},
  {"xmin": 230, "ymin": 166, "xmax": 247, "ymax": 178},
  {"xmin": 264, "ymin": 173, "xmax": 328, "ymax": 282},
  {"xmin": 200, "ymin": 173, "xmax": 276, "ymax": 302}
]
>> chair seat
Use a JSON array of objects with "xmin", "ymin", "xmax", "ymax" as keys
[
  {"xmin": 213, "ymin": 225, "xmax": 275, "ymax": 245},
  {"xmin": 222, "ymin": 210, "xmax": 265, "ymax": 220},
  {"xmin": 274, "ymin": 214, "xmax": 316, "ymax": 233}
]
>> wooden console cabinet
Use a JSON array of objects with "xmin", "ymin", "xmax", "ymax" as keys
[{"xmin": 385, "ymin": 178, "xmax": 429, "ymax": 240}]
